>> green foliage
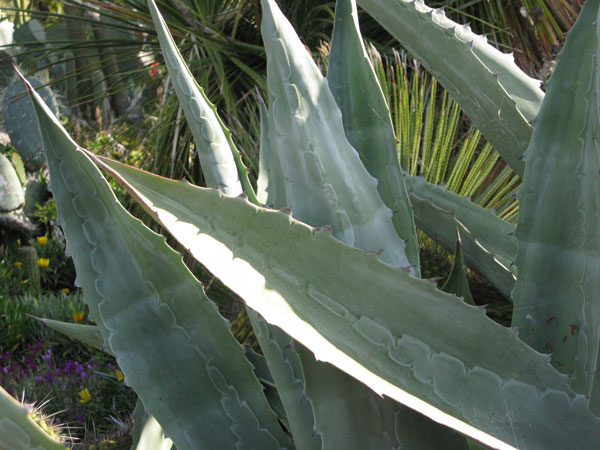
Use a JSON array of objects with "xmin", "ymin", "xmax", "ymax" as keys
[
  {"xmin": 0, "ymin": 290, "xmax": 87, "ymax": 354},
  {"xmin": 0, "ymin": 289, "xmax": 136, "ymax": 441},
  {"xmin": 0, "ymin": 229, "xmax": 76, "ymax": 297},
  {"xmin": 13, "ymin": 0, "xmax": 600, "ymax": 449},
  {"xmin": 0, "ymin": 340, "xmax": 136, "ymax": 440}
]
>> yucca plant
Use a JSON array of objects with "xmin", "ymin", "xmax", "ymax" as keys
[{"xmin": 3, "ymin": 0, "xmax": 600, "ymax": 449}]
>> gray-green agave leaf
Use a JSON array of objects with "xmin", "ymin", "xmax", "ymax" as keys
[
  {"xmin": 511, "ymin": 0, "xmax": 600, "ymax": 412},
  {"xmin": 327, "ymin": 0, "xmax": 420, "ymax": 273},
  {"xmin": 91, "ymin": 154, "xmax": 600, "ymax": 450},
  {"xmin": 406, "ymin": 175, "xmax": 516, "ymax": 297},
  {"xmin": 357, "ymin": 0, "xmax": 545, "ymax": 176},
  {"xmin": 25, "ymin": 73, "xmax": 290, "ymax": 450},
  {"xmin": 261, "ymin": 0, "xmax": 413, "ymax": 272}
]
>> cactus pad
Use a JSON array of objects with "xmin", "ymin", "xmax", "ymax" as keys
[{"xmin": 2, "ymin": 77, "xmax": 58, "ymax": 170}]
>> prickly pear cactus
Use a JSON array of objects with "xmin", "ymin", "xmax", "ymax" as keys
[
  {"xmin": 12, "ymin": 20, "xmax": 47, "ymax": 72},
  {"xmin": 2, "ymin": 77, "xmax": 58, "ymax": 170},
  {"xmin": 0, "ymin": 151, "xmax": 24, "ymax": 212}
]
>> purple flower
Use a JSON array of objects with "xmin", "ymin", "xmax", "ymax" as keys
[
  {"xmin": 1, "ymin": 352, "xmax": 9, "ymax": 362},
  {"xmin": 77, "ymin": 414, "xmax": 84, "ymax": 423},
  {"xmin": 35, "ymin": 375, "xmax": 42, "ymax": 383},
  {"xmin": 41, "ymin": 350, "xmax": 52, "ymax": 366},
  {"xmin": 63, "ymin": 360, "xmax": 76, "ymax": 373},
  {"xmin": 44, "ymin": 372, "xmax": 53, "ymax": 383}
]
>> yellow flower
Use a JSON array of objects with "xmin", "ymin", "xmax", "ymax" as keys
[
  {"xmin": 60, "ymin": 288, "xmax": 70, "ymax": 295},
  {"xmin": 36, "ymin": 236, "xmax": 48, "ymax": 246},
  {"xmin": 37, "ymin": 258, "xmax": 50, "ymax": 268},
  {"xmin": 72, "ymin": 311, "xmax": 85, "ymax": 323},
  {"xmin": 114, "ymin": 369, "xmax": 124, "ymax": 382},
  {"xmin": 78, "ymin": 388, "xmax": 91, "ymax": 403},
  {"xmin": 13, "ymin": 261, "xmax": 22, "ymax": 268}
]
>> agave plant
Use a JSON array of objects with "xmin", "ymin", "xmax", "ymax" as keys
[{"xmin": 4, "ymin": 0, "xmax": 600, "ymax": 448}]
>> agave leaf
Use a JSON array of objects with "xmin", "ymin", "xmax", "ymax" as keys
[
  {"xmin": 148, "ymin": 0, "xmax": 258, "ymax": 200},
  {"xmin": 247, "ymin": 311, "xmax": 322, "ymax": 448},
  {"xmin": 0, "ymin": 386, "xmax": 66, "ymax": 450},
  {"xmin": 256, "ymin": 97, "xmax": 270, "ymax": 204},
  {"xmin": 441, "ymin": 233, "xmax": 475, "ymax": 306},
  {"xmin": 242, "ymin": 346, "xmax": 290, "ymax": 428},
  {"xmin": 511, "ymin": 0, "xmax": 600, "ymax": 411},
  {"xmin": 261, "ymin": 0, "xmax": 412, "ymax": 272},
  {"xmin": 261, "ymin": 2, "xmax": 429, "ymax": 446},
  {"xmin": 92, "ymin": 154, "xmax": 600, "ymax": 449},
  {"xmin": 406, "ymin": 175, "xmax": 516, "ymax": 297},
  {"xmin": 357, "ymin": 0, "xmax": 546, "ymax": 177},
  {"xmin": 148, "ymin": 2, "xmax": 322, "ymax": 443},
  {"xmin": 294, "ymin": 341, "xmax": 468, "ymax": 449},
  {"xmin": 256, "ymin": 95, "xmax": 285, "ymax": 207},
  {"xmin": 327, "ymin": 0, "xmax": 420, "ymax": 274},
  {"xmin": 130, "ymin": 400, "xmax": 174, "ymax": 450},
  {"xmin": 34, "ymin": 317, "xmax": 112, "ymax": 356},
  {"xmin": 269, "ymin": 1, "xmax": 465, "ymax": 446},
  {"xmin": 25, "ymin": 75, "xmax": 290, "ymax": 450}
]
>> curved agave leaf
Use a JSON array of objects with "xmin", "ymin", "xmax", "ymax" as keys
[
  {"xmin": 0, "ymin": 386, "xmax": 66, "ymax": 450},
  {"xmin": 406, "ymin": 175, "xmax": 516, "ymax": 297},
  {"xmin": 441, "ymin": 235, "xmax": 475, "ymax": 306},
  {"xmin": 327, "ymin": 0, "xmax": 420, "ymax": 274},
  {"xmin": 357, "ymin": 0, "xmax": 546, "ymax": 177},
  {"xmin": 149, "ymin": 1, "xmax": 324, "ymax": 444},
  {"xmin": 25, "ymin": 75, "xmax": 290, "ymax": 450},
  {"xmin": 93, "ymin": 155, "xmax": 600, "ymax": 450},
  {"xmin": 35, "ymin": 317, "xmax": 111, "ymax": 356},
  {"xmin": 262, "ymin": 0, "xmax": 413, "ymax": 272},
  {"xmin": 247, "ymin": 311, "xmax": 322, "ymax": 449},
  {"xmin": 263, "ymin": 1, "xmax": 465, "ymax": 446},
  {"xmin": 259, "ymin": 2, "xmax": 453, "ymax": 446},
  {"xmin": 148, "ymin": 0, "xmax": 256, "ymax": 200},
  {"xmin": 511, "ymin": 0, "xmax": 600, "ymax": 411},
  {"xmin": 131, "ymin": 400, "xmax": 174, "ymax": 450}
]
